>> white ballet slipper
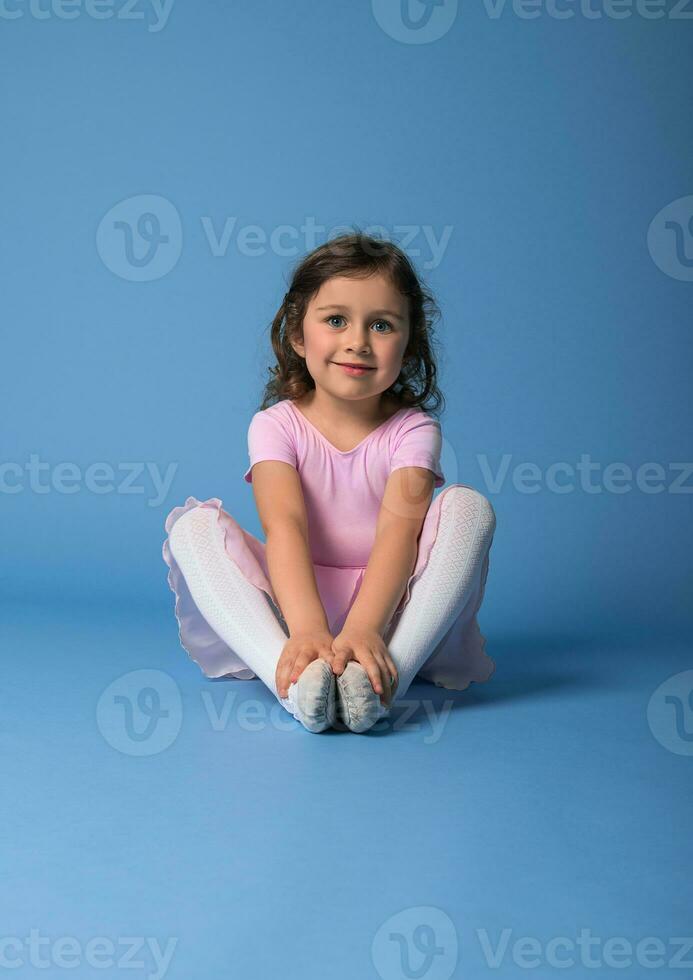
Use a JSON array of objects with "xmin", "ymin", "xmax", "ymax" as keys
[
  {"xmin": 291, "ymin": 659, "xmax": 338, "ymax": 733},
  {"xmin": 335, "ymin": 662, "xmax": 391, "ymax": 734}
]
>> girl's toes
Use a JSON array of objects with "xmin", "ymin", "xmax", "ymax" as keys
[
  {"xmin": 336, "ymin": 662, "xmax": 390, "ymax": 734},
  {"xmin": 293, "ymin": 660, "xmax": 337, "ymax": 733}
]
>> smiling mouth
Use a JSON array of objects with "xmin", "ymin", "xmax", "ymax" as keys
[{"xmin": 332, "ymin": 362, "xmax": 376, "ymax": 369}]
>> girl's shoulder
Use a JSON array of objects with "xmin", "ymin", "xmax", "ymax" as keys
[
  {"xmin": 252, "ymin": 398, "xmax": 290, "ymax": 415},
  {"xmin": 392, "ymin": 403, "xmax": 442, "ymax": 432},
  {"xmin": 246, "ymin": 400, "xmax": 296, "ymax": 444},
  {"xmin": 248, "ymin": 399, "xmax": 294, "ymax": 426}
]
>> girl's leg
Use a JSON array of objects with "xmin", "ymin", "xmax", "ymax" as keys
[
  {"xmin": 414, "ymin": 549, "xmax": 495, "ymax": 690},
  {"xmin": 166, "ymin": 504, "xmax": 301, "ymax": 718},
  {"xmin": 384, "ymin": 485, "xmax": 497, "ymax": 702}
]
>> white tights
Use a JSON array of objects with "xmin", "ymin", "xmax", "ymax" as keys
[
  {"xmin": 383, "ymin": 485, "xmax": 496, "ymax": 699},
  {"xmin": 167, "ymin": 505, "xmax": 300, "ymax": 718},
  {"xmin": 167, "ymin": 485, "xmax": 496, "ymax": 720}
]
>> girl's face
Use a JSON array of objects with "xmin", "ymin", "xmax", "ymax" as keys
[{"xmin": 292, "ymin": 273, "xmax": 410, "ymax": 402}]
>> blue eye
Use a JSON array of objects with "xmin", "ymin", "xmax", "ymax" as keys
[{"xmin": 325, "ymin": 316, "xmax": 392, "ymax": 333}]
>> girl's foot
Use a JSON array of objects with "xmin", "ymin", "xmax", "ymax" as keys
[
  {"xmin": 291, "ymin": 659, "xmax": 338, "ymax": 733},
  {"xmin": 335, "ymin": 661, "xmax": 391, "ymax": 733}
]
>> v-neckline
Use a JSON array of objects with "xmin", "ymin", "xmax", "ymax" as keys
[{"xmin": 288, "ymin": 399, "xmax": 408, "ymax": 456}]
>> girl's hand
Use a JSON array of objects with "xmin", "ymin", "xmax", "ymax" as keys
[
  {"xmin": 330, "ymin": 627, "xmax": 399, "ymax": 706},
  {"xmin": 275, "ymin": 628, "xmax": 335, "ymax": 699}
]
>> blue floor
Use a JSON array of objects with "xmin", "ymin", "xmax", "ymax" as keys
[{"xmin": 2, "ymin": 599, "xmax": 692, "ymax": 979}]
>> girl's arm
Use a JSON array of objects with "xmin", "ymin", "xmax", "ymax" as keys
[
  {"xmin": 265, "ymin": 522, "xmax": 330, "ymax": 634},
  {"xmin": 251, "ymin": 460, "xmax": 330, "ymax": 635},
  {"xmin": 343, "ymin": 526, "xmax": 420, "ymax": 635},
  {"xmin": 342, "ymin": 467, "xmax": 436, "ymax": 636}
]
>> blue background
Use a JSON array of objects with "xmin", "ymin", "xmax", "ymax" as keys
[
  {"xmin": 2, "ymin": 0, "xmax": 691, "ymax": 631},
  {"xmin": 2, "ymin": 2, "xmax": 692, "ymax": 979}
]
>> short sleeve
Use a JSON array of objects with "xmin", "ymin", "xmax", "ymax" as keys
[
  {"xmin": 243, "ymin": 410, "xmax": 297, "ymax": 483},
  {"xmin": 390, "ymin": 412, "xmax": 445, "ymax": 488}
]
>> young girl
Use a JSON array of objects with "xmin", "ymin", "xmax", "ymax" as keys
[{"xmin": 162, "ymin": 232, "xmax": 497, "ymax": 734}]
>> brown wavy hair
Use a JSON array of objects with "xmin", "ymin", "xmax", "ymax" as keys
[{"xmin": 257, "ymin": 229, "xmax": 446, "ymax": 418}]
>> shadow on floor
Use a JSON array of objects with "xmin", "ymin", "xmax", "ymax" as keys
[{"xmin": 367, "ymin": 631, "xmax": 623, "ymax": 734}]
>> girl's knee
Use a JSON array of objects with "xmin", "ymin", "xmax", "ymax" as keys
[{"xmin": 444, "ymin": 484, "xmax": 497, "ymax": 536}]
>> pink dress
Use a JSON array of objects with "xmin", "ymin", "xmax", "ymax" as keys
[{"xmin": 162, "ymin": 398, "xmax": 495, "ymax": 690}]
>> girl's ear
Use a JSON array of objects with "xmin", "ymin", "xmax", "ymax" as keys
[{"xmin": 290, "ymin": 335, "xmax": 305, "ymax": 359}]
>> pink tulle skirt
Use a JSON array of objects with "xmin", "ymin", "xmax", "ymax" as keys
[{"xmin": 162, "ymin": 484, "xmax": 496, "ymax": 691}]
